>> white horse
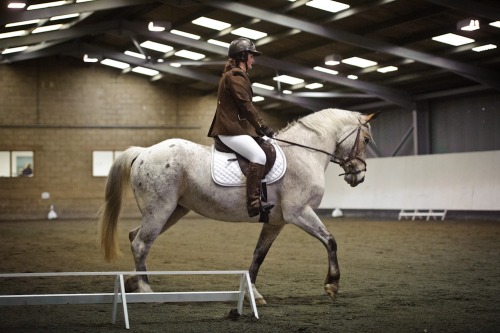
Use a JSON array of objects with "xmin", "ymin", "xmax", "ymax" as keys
[{"xmin": 98, "ymin": 108, "xmax": 378, "ymax": 304}]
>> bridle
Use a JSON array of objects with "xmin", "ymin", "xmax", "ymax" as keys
[{"xmin": 272, "ymin": 123, "xmax": 368, "ymax": 177}]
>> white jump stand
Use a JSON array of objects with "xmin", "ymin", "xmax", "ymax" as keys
[
  {"xmin": 398, "ymin": 209, "xmax": 447, "ymax": 221},
  {"xmin": 0, "ymin": 270, "xmax": 259, "ymax": 329}
]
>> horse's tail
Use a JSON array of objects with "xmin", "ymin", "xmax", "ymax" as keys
[{"xmin": 98, "ymin": 147, "xmax": 142, "ymax": 262}]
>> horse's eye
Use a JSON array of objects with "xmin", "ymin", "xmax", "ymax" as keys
[{"xmin": 363, "ymin": 137, "xmax": 370, "ymax": 144}]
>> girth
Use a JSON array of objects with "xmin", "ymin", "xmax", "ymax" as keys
[{"xmin": 213, "ymin": 137, "xmax": 277, "ymax": 177}]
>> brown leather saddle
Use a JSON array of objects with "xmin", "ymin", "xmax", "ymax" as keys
[{"xmin": 212, "ymin": 137, "xmax": 277, "ymax": 177}]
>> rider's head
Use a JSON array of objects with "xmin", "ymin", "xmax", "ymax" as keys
[{"xmin": 228, "ymin": 37, "xmax": 261, "ymax": 71}]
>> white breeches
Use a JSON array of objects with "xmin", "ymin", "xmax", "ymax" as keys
[{"xmin": 218, "ymin": 135, "xmax": 266, "ymax": 165}]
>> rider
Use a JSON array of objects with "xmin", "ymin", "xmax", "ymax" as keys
[{"xmin": 207, "ymin": 37, "xmax": 275, "ymax": 220}]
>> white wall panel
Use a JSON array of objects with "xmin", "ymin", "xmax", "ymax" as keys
[{"xmin": 320, "ymin": 150, "xmax": 500, "ymax": 211}]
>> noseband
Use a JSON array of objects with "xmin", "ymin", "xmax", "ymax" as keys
[
  {"xmin": 272, "ymin": 123, "xmax": 368, "ymax": 177},
  {"xmin": 331, "ymin": 125, "xmax": 367, "ymax": 177}
]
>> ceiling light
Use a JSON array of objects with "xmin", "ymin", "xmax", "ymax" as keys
[
  {"xmin": 32, "ymin": 24, "xmax": 63, "ymax": 34},
  {"xmin": 377, "ymin": 66, "xmax": 398, "ymax": 73},
  {"xmin": 252, "ymin": 96, "xmax": 265, "ymax": 102},
  {"xmin": 140, "ymin": 40, "xmax": 173, "ymax": 53},
  {"xmin": 252, "ymin": 83, "xmax": 275, "ymax": 91},
  {"xmin": 83, "ymin": 54, "xmax": 100, "ymax": 62},
  {"xmin": 432, "ymin": 33, "xmax": 474, "ymax": 46},
  {"xmin": 324, "ymin": 54, "xmax": 341, "ymax": 66},
  {"xmin": 1, "ymin": 46, "xmax": 28, "ymax": 54},
  {"xmin": 231, "ymin": 27, "xmax": 267, "ymax": 40},
  {"xmin": 208, "ymin": 39, "xmax": 230, "ymax": 48},
  {"xmin": 132, "ymin": 67, "xmax": 159, "ymax": 76},
  {"xmin": 100, "ymin": 58, "xmax": 130, "ymax": 69},
  {"xmin": 192, "ymin": 17, "xmax": 231, "ymax": 31},
  {"xmin": 8, "ymin": 2, "xmax": 26, "ymax": 9},
  {"xmin": 174, "ymin": 50, "xmax": 205, "ymax": 60},
  {"xmin": 148, "ymin": 22, "xmax": 165, "ymax": 32},
  {"xmin": 170, "ymin": 29, "xmax": 200, "ymax": 40},
  {"xmin": 170, "ymin": 63, "xmax": 181, "ymax": 67},
  {"xmin": 27, "ymin": 1, "xmax": 68, "ymax": 10},
  {"xmin": 306, "ymin": 0, "xmax": 350, "ymax": 13},
  {"xmin": 283, "ymin": 90, "xmax": 292, "ymax": 94},
  {"xmin": 273, "ymin": 75, "xmax": 304, "ymax": 85},
  {"xmin": 50, "ymin": 13, "xmax": 79, "ymax": 21},
  {"xmin": 76, "ymin": 0, "xmax": 95, "ymax": 2},
  {"xmin": 347, "ymin": 75, "xmax": 358, "ymax": 80},
  {"xmin": 6, "ymin": 19, "xmax": 40, "ymax": 27},
  {"xmin": 489, "ymin": 21, "xmax": 500, "ymax": 28},
  {"xmin": 342, "ymin": 56, "xmax": 377, "ymax": 68},
  {"xmin": 314, "ymin": 66, "xmax": 338, "ymax": 75},
  {"xmin": 305, "ymin": 83, "xmax": 323, "ymax": 89},
  {"xmin": 472, "ymin": 44, "xmax": 497, "ymax": 52},
  {"xmin": 124, "ymin": 50, "xmax": 146, "ymax": 59},
  {"xmin": 0, "ymin": 30, "xmax": 28, "ymax": 39},
  {"xmin": 457, "ymin": 19, "xmax": 480, "ymax": 31}
]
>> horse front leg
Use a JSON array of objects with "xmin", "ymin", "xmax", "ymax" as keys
[
  {"xmin": 285, "ymin": 206, "xmax": 340, "ymax": 300},
  {"xmin": 249, "ymin": 223, "xmax": 284, "ymax": 305}
]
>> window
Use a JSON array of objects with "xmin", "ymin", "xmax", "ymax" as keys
[
  {"xmin": 92, "ymin": 151, "xmax": 123, "ymax": 177},
  {"xmin": 0, "ymin": 151, "xmax": 34, "ymax": 177}
]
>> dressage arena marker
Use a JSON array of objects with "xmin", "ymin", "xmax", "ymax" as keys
[{"xmin": 0, "ymin": 270, "xmax": 259, "ymax": 329}]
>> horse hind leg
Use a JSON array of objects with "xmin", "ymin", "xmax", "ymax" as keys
[{"xmin": 127, "ymin": 205, "xmax": 190, "ymax": 293}]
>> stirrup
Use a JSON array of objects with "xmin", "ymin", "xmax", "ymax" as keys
[{"xmin": 259, "ymin": 204, "xmax": 274, "ymax": 223}]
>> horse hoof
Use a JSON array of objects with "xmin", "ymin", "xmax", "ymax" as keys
[
  {"xmin": 255, "ymin": 298, "xmax": 267, "ymax": 305},
  {"xmin": 325, "ymin": 283, "xmax": 339, "ymax": 300},
  {"xmin": 125, "ymin": 275, "xmax": 139, "ymax": 292}
]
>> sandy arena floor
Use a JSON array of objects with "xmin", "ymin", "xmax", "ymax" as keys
[{"xmin": 0, "ymin": 216, "xmax": 499, "ymax": 332}]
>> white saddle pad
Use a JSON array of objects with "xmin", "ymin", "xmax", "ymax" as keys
[{"xmin": 211, "ymin": 140, "xmax": 287, "ymax": 187}]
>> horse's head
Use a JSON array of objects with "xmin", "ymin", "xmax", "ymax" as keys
[{"xmin": 333, "ymin": 112, "xmax": 379, "ymax": 187}]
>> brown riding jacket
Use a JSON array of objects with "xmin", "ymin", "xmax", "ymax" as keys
[{"xmin": 207, "ymin": 67, "xmax": 265, "ymax": 138}]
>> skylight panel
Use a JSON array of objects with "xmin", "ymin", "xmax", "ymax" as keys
[
  {"xmin": 140, "ymin": 41, "xmax": 173, "ymax": 53},
  {"xmin": 273, "ymin": 75, "xmax": 304, "ymax": 85},
  {"xmin": 231, "ymin": 27, "xmax": 267, "ymax": 40},
  {"xmin": 347, "ymin": 75, "xmax": 358, "ymax": 80},
  {"xmin": 306, "ymin": 0, "xmax": 350, "ymax": 13},
  {"xmin": 100, "ymin": 58, "xmax": 130, "ymax": 70},
  {"xmin": 252, "ymin": 83, "xmax": 275, "ymax": 91},
  {"xmin": 314, "ymin": 66, "xmax": 338, "ymax": 75},
  {"xmin": 0, "ymin": 30, "xmax": 28, "ymax": 39},
  {"xmin": 377, "ymin": 66, "xmax": 398, "ymax": 73},
  {"xmin": 432, "ymin": 33, "xmax": 474, "ymax": 46},
  {"xmin": 50, "ymin": 13, "xmax": 79, "ymax": 21},
  {"xmin": 132, "ymin": 67, "xmax": 159, "ymax": 76},
  {"xmin": 8, "ymin": 3, "xmax": 27, "ymax": 9},
  {"xmin": 124, "ymin": 50, "xmax": 146, "ymax": 59},
  {"xmin": 192, "ymin": 17, "xmax": 231, "ymax": 31},
  {"xmin": 252, "ymin": 96, "xmax": 265, "ymax": 102},
  {"xmin": 174, "ymin": 50, "xmax": 205, "ymax": 60},
  {"xmin": 208, "ymin": 39, "xmax": 230, "ymax": 48},
  {"xmin": 1, "ymin": 46, "xmax": 28, "ymax": 54},
  {"xmin": 283, "ymin": 90, "xmax": 292, "ymax": 94},
  {"xmin": 305, "ymin": 83, "xmax": 323, "ymax": 89},
  {"xmin": 27, "ymin": 1, "xmax": 68, "ymax": 10},
  {"xmin": 342, "ymin": 57, "xmax": 377, "ymax": 68},
  {"xmin": 472, "ymin": 44, "xmax": 497, "ymax": 52},
  {"xmin": 32, "ymin": 24, "xmax": 63, "ymax": 34},
  {"xmin": 6, "ymin": 19, "xmax": 40, "ymax": 28},
  {"xmin": 170, "ymin": 29, "xmax": 200, "ymax": 40}
]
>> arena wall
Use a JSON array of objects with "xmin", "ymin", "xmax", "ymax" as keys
[{"xmin": 320, "ymin": 150, "xmax": 500, "ymax": 212}]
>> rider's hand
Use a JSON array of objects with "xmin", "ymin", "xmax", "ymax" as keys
[{"xmin": 260, "ymin": 124, "xmax": 275, "ymax": 138}]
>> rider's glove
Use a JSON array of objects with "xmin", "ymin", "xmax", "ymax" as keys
[{"xmin": 259, "ymin": 124, "xmax": 275, "ymax": 138}]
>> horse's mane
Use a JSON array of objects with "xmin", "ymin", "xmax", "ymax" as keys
[{"xmin": 279, "ymin": 108, "xmax": 362, "ymax": 138}]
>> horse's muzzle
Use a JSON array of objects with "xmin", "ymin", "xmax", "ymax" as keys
[{"xmin": 344, "ymin": 170, "xmax": 365, "ymax": 187}]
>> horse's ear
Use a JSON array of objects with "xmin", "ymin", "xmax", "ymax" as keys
[{"xmin": 364, "ymin": 111, "xmax": 381, "ymax": 123}]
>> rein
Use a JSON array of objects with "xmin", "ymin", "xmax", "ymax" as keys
[{"xmin": 273, "ymin": 124, "xmax": 366, "ymax": 177}]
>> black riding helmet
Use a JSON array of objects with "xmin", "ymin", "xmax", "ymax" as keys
[{"xmin": 228, "ymin": 37, "xmax": 262, "ymax": 58}]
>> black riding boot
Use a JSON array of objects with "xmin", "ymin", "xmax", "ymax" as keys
[{"xmin": 246, "ymin": 163, "xmax": 274, "ymax": 222}]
